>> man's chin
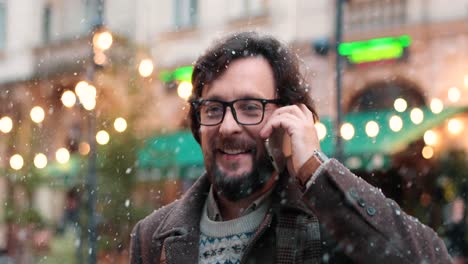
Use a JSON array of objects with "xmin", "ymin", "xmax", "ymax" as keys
[{"xmin": 216, "ymin": 167, "xmax": 252, "ymax": 180}]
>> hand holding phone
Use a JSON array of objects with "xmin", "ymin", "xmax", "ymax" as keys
[
  {"xmin": 260, "ymin": 104, "xmax": 320, "ymax": 176},
  {"xmin": 264, "ymin": 128, "xmax": 289, "ymax": 173}
]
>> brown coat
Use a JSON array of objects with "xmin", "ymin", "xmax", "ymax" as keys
[{"xmin": 130, "ymin": 159, "xmax": 451, "ymax": 263}]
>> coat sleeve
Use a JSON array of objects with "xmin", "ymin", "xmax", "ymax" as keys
[
  {"xmin": 130, "ymin": 221, "xmax": 143, "ymax": 264},
  {"xmin": 301, "ymin": 158, "xmax": 451, "ymax": 264}
]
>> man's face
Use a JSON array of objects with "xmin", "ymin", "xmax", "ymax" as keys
[{"xmin": 199, "ymin": 57, "xmax": 277, "ymax": 201}]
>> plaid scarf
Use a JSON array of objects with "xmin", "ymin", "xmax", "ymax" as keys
[{"xmin": 272, "ymin": 203, "xmax": 322, "ymax": 264}]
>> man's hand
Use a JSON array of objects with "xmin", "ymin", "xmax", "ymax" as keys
[{"xmin": 260, "ymin": 104, "xmax": 321, "ymax": 176}]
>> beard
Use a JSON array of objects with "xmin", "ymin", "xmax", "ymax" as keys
[{"xmin": 204, "ymin": 136, "xmax": 276, "ymax": 201}]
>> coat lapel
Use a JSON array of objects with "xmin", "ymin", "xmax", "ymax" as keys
[{"xmin": 152, "ymin": 174, "xmax": 211, "ymax": 263}]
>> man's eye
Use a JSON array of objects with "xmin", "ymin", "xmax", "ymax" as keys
[
  {"xmin": 238, "ymin": 102, "xmax": 262, "ymax": 111},
  {"xmin": 204, "ymin": 105, "xmax": 223, "ymax": 115}
]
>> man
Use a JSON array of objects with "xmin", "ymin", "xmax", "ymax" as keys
[{"xmin": 130, "ymin": 32, "xmax": 450, "ymax": 263}]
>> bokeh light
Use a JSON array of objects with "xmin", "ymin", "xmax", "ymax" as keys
[
  {"xmin": 365, "ymin": 121, "xmax": 379, "ymax": 138},
  {"xmin": 430, "ymin": 98, "xmax": 444, "ymax": 114},
  {"xmin": 423, "ymin": 130, "xmax": 438, "ymax": 146},
  {"xmin": 114, "ymin": 117, "xmax": 127, "ymax": 133},
  {"xmin": 394, "ymin": 98, "xmax": 407, "ymax": 112},
  {"xmin": 315, "ymin": 122, "xmax": 327, "ymax": 141},
  {"xmin": 410, "ymin": 108, "xmax": 424, "ymax": 124},
  {"xmin": 448, "ymin": 87, "xmax": 461, "ymax": 103},
  {"xmin": 177, "ymin": 82, "xmax": 193, "ymax": 100},
  {"xmin": 10, "ymin": 154, "xmax": 24, "ymax": 170},
  {"xmin": 96, "ymin": 130, "xmax": 110, "ymax": 145},
  {"xmin": 56, "ymin": 148, "xmax": 70, "ymax": 164},
  {"xmin": 447, "ymin": 118, "xmax": 463, "ymax": 135},
  {"xmin": 61, "ymin": 90, "xmax": 77, "ymax": 108},
  {"xmin": 389, "ymin": 115, "xmax": 403, "ymax": 132},
  {"xmin": 75, "ymin": 81, "xmax": 89, "ymax": 98},
  {"xmin": 422, "ymin": 146, "xmax": 434, "ymax": 159},
  {"xmin": 139, "ymin": 59, "xmax": 154, "ymax": 77},
  {"xmin": 30, "ymin": 106, "xmax": 45, "ymax": 123},
  {"xmin": 79, "ymin": 142, "xmax": 90, "ymax": 156},
  {"xmin": 0, "ymin": 116, "xmax": 13, "ymax": 133},
  {"xmin": 93, "ymin": 30, "xmax": 113, "ymax": 50},
  {"xmin": 340, "ymin": 123, "xmax": 355, "ymax": 141},
  {"xmin": 34, "ymin": 153, "xmax": 48, "ymax": 169}
]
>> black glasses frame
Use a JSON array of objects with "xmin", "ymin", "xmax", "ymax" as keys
[{"xmin": 191, "ymin": 98, "xmax": 283, "ymax": 126}]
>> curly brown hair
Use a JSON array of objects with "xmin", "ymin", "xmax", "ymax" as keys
[{"xmin": 189, "ymin": 31, "xmax": 317, "ymax": 143}]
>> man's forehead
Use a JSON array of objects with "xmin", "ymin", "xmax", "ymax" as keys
[{"xmin": 200, "ymin": 57, "xmax": 276, "ymax": 99}]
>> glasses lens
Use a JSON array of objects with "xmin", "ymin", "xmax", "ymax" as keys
[
  {"xmin": 199, "ymin": 101, "xmax": 224, "ymax": 125},
  {"xmin": 234, "ymin": 99, "xmax": 264, "ymax": 125}
]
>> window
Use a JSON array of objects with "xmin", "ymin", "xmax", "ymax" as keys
[
  {"xmin": 228, "ymin": 0, "xmax": 268, "ymax": 20},
  {"xmin": 0, "ymin": 1, "xmax": 6, "ymax": 50},
  {"xmin": 174, "ymin": 0, "xmax": 197, "ymax": 29},
  {"xmin": 345, "ymin": 0, "xmax": 407, "ymax": 32},
  {"xmin": 42, "ymin": 4, "xmax": 52, "ymax": 43}
]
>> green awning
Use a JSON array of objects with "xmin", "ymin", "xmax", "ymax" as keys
[
  {"xmin": 137, "ymin": 106, "xmax": 467, "ymax": 173},
  {"xmin": 138, "ymin": 130, "xmax": 203, "ymax": 169}
]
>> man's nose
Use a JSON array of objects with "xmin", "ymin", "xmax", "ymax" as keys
[{"xmin": 219, "ymin": 107, "xmax": 242, "ymax": 135}]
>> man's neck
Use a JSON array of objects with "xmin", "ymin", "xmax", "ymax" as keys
[{"xmin": 214, "ymin": 175, "xmax": 277, "ymax": 221}]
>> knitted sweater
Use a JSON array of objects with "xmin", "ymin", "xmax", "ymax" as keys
[{"xmin": 198, "ymin": 200, "xmax": 269, "ymax": 264}]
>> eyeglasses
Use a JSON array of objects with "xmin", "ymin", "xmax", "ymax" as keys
[{"xmin": 192, "ymin": 98, "xmax": 283, "ymax": 126}]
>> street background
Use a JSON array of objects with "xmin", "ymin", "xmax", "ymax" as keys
[{"xmin": 0, "ymin": 0, "xmax": 467, "ymax": 263}]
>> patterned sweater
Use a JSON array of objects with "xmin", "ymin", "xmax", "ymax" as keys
[{"xmin": 198, "ymin": 199, "xmax": 269, "ymax": 264}]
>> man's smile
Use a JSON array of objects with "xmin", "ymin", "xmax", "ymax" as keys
[{"xmin": 217, "ymin": 148, "xmax": 253, "ymax": 162}]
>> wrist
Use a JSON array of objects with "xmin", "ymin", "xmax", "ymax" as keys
[{"xmin": 296, "ymin": 150, "xmax": 329, "ymax": 186}]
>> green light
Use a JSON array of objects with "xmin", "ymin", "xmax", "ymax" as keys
[
  {"xmin": 339, "ymin": 35, "xmax": 411, "ymax": 64},
  {"xmin": 159, "ymin": 66, "xmax": 194, "ymax": 83},
  {"xmin": 349, "ymin": 43, "xmax": 403, "ymax": 64},
  {"xmin": 159, "ymin": 70, "xmax": 172, "ymax": 83},
  {"xmin": 173, "ymin": 66, "xmax": 193, "ymax": 83}
]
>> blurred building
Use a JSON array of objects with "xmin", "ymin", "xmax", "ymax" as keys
[{"xmin": 0, "ymin": 0, "xmax": 467, "ymax": 253}]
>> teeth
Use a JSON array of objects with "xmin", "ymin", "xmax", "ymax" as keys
[{"xmin": 222, "ymin": 149, "xmax": 246, "ymax": 155}]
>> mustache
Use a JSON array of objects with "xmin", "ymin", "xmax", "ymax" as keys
[{"xmin": 213, "ymin": 137, "xmax": 257, "ymax": 150}]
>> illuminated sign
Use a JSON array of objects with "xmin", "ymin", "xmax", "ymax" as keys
[
  {"xmin": 338, "ymin": 35, "xmax": 411, "ymax": 64},
  {"xmin": 160, "ymin": 66, "xmax": 193, "ymax": 83}
]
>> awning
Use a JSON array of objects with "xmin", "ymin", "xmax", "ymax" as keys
[
  {"xmin": 137, "ymin": 106, "xmax": 468, "ymax": 174},
  {"xmin": 138, "ymin": 131, "xmax": 204, "ymax": 180}
]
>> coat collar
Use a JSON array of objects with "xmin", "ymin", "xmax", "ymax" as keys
[
  {"xmin": 151, "ymin": 171, "xmax": 311, "ymax": 263},
  {"xmin": 152, "ymin": 173, "xmax": 211, "ymax": 263}
]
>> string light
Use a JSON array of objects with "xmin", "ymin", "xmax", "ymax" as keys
[
  {"xmin": 389, "ymin": 115, "xmax": 403, "ymax": 132},
  {"xmin": 340, "ymin": 123, "xmax": 355, "ymax": 140},
  {"xmin": 394, "ymin": 98, "xmax": 407, "ymax": 112},
  {"xmin": 410, "ymin": 108, "xmax": 424, "ymax": 124},
  {"xmin": 430, "ymin": 98, "xmax": 444, "ymax": 114},
  {"xmin": 365, "ymin": 121, "xmax": 379, "ymax": 137}
]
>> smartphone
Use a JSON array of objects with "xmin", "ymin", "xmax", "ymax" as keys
[{"xmin": 264, "ymin": 128, "xmax": 287, "ymax": 173}]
